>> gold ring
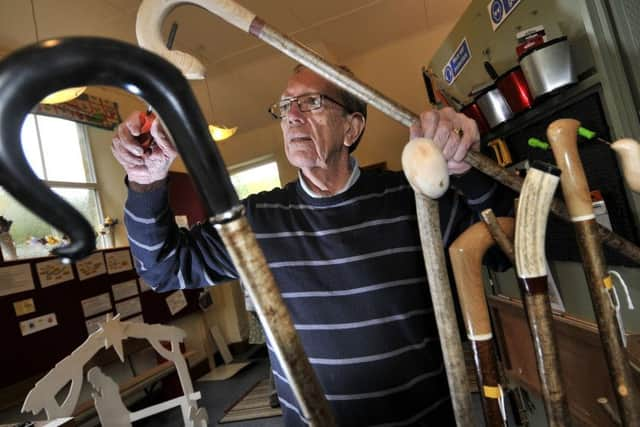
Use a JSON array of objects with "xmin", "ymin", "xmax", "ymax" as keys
[{"xmin": 453, "ymin": 127, "xmax": 464, "ymax": 138}]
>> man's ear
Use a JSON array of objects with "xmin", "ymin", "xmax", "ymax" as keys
[{"xmin": 344, "ymin": 112, "xmax": 366, "ymax": 149}]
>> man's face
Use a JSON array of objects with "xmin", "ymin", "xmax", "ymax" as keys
[{"xmin": 280, "ymin": 68, "xmax": 351, "ymax": 170}]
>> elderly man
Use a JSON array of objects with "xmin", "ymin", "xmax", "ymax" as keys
[{"xmin": 112, "ymin": 65, "xmax": 511, "ymax": 426}]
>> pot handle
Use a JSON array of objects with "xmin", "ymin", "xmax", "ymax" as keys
[
  {"xmin": 484, "ymin": 61, "xmax": 499, "ymax": 80},
  {"xmin": 0, "ymin": 37, "xmax": 239, "ymax": 262}
]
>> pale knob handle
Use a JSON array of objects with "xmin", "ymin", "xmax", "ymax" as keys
[
  {"xmin": 401, "ymin": 138, "xmax": 449, "ymax": 199},
  {"xmin": 611, "ymin": 138, "xmax": 640, "ymax": 193}
]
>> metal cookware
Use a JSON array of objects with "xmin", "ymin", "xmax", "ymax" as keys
[
  {"xmin": 461, "ymin": 101, "xmax": 490, "ymax": 135},
  {"xmin": 474, "ymin": 83, "xmax": 514, "ymax": 129},
  {"xmin": 496, "ymin": 66, "xmax": 534, "ymax": 113},
  {"xmin": 519, "ymin": 36, "xmax": 577, "ymax": 99},
  {"xmin": 485, "ymin": 61, "xmax": 533, "ymax": 114}
]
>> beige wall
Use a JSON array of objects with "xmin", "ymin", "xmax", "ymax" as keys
[{"xmin": 204, "ymin": 22, "xmax": 458, "ymax": 179}]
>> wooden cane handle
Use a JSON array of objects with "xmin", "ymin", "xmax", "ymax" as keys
[
  {"xmin": 136, "ymin": 0, "xmax": 259, "ymax": 79},
  {"xmin": 401, "ymin": 138, "xmax": 449, "ymax": 199},
  {"xmin": 547, "ymin": 118, "xmax": 593, "ymax": 220},
  {"xmin": 611, "ymin": 138, "xmax": 640, "ymax": 193},
  {"xmin": 515, "ymin": 162, "xmax": 561, "ymax": 278},
  {"xmin": 449, "ymin": 217, "xmax": 514, "ymax": 340}
]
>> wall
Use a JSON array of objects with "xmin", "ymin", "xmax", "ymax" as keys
[{"xmin": 427, "ymin": 0, "xmax": 595, "ymax": 102}]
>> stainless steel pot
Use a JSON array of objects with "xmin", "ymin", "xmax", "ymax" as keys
[
  {"xmin": 519, "ymin": 36, "xmax": 577, "ymax": 99},
  {"xmin": 474, "ymin": 85, "xmax": 514, "ymax": 128}
]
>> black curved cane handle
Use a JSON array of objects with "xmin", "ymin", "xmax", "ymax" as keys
[{"xmin": 0, "ymin": 37, "xmax": 239, "ymax": 262}]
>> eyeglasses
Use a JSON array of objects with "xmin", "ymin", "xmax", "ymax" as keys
[{"xmin": 268, "ymin": 93, "xmax": 346, "ymax": 119}]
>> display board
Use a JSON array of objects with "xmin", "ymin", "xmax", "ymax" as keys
[{"xmin": 0, "ymin": 248, "xmax": 199, "ymax": 389}]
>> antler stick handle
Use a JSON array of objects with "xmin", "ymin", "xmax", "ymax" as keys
[{"xmin": 515, "ymin": 162, "xmax": 572, "ymax": 426}]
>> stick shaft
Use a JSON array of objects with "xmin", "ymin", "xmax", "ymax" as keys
[
  {"xmin": 548, "ymin": 119, "xmax": 640, "ymax": 426},
  {"xmin": 574, "ymin": 220, "xmax": 640, "ymax": 425},
  {"xmin": 216, "ymin": 217, "xmax": 335, "ymax": 426},
  {"xmin": 521, "ymin": 290, "xmax": 571, "ymax": 426},
  {"xmin": 415, "ymin": 194, "xmax": 473, "ymax": 426},
  {"xmin": 471, "ymin": 340, "xmax": 505, "ymax": 427},
  {"xmin": 450, "ymin": 218, "xmax": 514, "ymax": 426},
  {"xmin": 480, "ymin": 209, "xmax": 515, "ymax": 264},
  {"xmin": 515, "ymin": 164, "xmax": 572, "ymax": 426}
]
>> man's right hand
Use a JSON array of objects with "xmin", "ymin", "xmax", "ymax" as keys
[{"xmin": 111, "ymin": 111, "xmax": 178, "ymax": 185}]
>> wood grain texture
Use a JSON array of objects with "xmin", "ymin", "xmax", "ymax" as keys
[
  {"xmin": 415, "ymin": 194, "xmax": 473, "ymax": 426},
  {"xmin": 480, "ymin": 209, "xmax": 515, "ymax": 264},
  {"xmin": 471, "ymin": 340, "xmax": 505, "ymax": 427},
  {"xmin": 450, "ymin": 218, "xmax": 514, "ymax": 427},
  {"xmin": 216, "ymin": 217, "xmax": 335, "ymax": 427},
  {"xmin": 450, "ymin": 218, "xmax": 514, "ymax": 339},
  {"xmin": 573, "ymin": 219, "xmax": 640, "ymax": 426},
  {"xmin": 523, "ymin": 289, "xmax": 570, "ymax": 426},
  {"xmin": 547, "ymin": 119, "xmax": 593, "ymax": 220}
]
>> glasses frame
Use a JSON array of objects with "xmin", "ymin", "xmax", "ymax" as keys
[{"xmin": 268, "ymin": 93, "xmax": 346, "ymax": 119}]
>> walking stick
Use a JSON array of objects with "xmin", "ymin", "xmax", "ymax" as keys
[
  {"xmin": 515, "ymin": 161, "xmax": 572, "ymax": 426},
  {"xmin": 0, "ymin": 38, "xmax": 335, "ymax": 427},
  {"xmin": 135, "ymin": 0, "xmax": 640, "ymax": 265},
  {"xmin": 547, "ymin": 119, "xmax": 640, "ymax": 426},
  {"xmin": 479, "ymin": 209, "xmax": 531, "ymax": 427},
  {"xmin": 403, "ymin": 138, "xmax": 474, "ymax": 426},
  {"xmin": 449, "ymin": 217, "xmax": 515, "ymax": 427}
]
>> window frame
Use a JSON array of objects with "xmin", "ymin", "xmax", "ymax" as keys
[
  {"xmin": 0, "ymin": 114, "xmax": 104, "ymax": 259},
  {"xmin": 228, "ymin": 154, "xmax": 282, "ymax": 200}
]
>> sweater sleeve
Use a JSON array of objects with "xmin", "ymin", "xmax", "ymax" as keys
[
  {"xmin": 450, "ymin": 167, "xmax": 514, "ymax": 218},
  {"xmin": 124, "ymin": 180, "xmax": 238, "ymax": 292}
]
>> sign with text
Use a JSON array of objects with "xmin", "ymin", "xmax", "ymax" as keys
[
  {"xmin": 442, "ymin": 38, "xmax": 472, "ymax": 85},
  {"xmin": 488, "ymin": 0, "xmax": 522, "ymax": 31}
]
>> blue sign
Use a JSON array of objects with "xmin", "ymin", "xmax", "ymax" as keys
[
  {"xmin": 488, "ymin": 0, "xmax": 522, "ymax": 30},
  {"xmin": 442, "ymin": 38, "xmax": 472, "ymax": 85}
]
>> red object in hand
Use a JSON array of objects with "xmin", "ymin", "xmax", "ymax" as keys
[{"xmin": 136, "ymin": 111, "xmax": 156, "ymax": 151}]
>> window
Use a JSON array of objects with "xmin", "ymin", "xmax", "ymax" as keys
[
  {"xmin": 229, "ymin": 157, "xmax": 282, "ymax": 200},
  {"xmin": 0, "ymin": 115, "xmax": 102, "ymax": 259}
]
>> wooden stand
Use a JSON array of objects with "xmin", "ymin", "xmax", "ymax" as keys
[{"xmin": 488, "ymin": 295, "xmax": 640, "ymax": 426}]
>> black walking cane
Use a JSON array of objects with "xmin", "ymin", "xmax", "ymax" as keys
[{"xmin": 0, "ymin": 37, "xmax": 334, "ymax": 426}]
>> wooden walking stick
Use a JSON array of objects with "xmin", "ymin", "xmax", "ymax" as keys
[
  {"xmin": 0, "ymin": 38, "xmax": 335, "ymax": 427},
  {"xmin": 479, "ymin": 209, "xmax": 532, "ymax": 427},
  {"xmin": 547, "ymin": 119, "xmax": 640, "ymax": 426},
  {"xmin": 515, "ymin": 161, "xmax": 572, "ymax": 426},
  {"xmin": 403, "ymin": 138, "xmax": 474, "ymax": 426},
  {"xmin": 449, "ymin": 217, "xmax": 515, "ymax": 427},
  {"xmin": 135, "ymin": 0, "xmax": 640, "ymax": 265}
]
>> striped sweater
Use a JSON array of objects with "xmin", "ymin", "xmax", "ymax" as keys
[{"xmin": 124, "ymin": 167, "xmax": 511, "ymax": 426}]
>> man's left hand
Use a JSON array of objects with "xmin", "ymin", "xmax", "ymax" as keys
[{"xmin": 409, "ymin": 107, "xmax": 480, "ymax": 175}]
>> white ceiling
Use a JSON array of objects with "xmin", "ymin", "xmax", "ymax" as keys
[{"xmin": 0, "ymin": 0, "xmax": 469, "ymax": 136}]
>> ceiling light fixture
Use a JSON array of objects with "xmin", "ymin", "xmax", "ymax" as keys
[
  {"xmin": 30, "ymin": 0, "xmax": 86, "ymax": 104},
  {"xmin": 204, "ymin": 77, "xmax": 237, "ymax": 142}
]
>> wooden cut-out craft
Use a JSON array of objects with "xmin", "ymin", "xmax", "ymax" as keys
[{"xmin": 22, "ymin": 314, "xmax": 208, "ymax": 426}]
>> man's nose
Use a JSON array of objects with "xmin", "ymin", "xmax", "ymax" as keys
[{"xmin": 286, "ymin": 101, "xmax": 305, "ymax": 123}]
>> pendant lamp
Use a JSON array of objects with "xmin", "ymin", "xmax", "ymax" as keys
[
  {"xmin": 204, "ymin": 77, "xmax": 237, "ymax": 142},
  {"xmin": 31, "ymin": 0, "xmax": 86, "ymax": 104}
]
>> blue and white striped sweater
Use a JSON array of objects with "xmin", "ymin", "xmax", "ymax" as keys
[{"xmin": 124, "ymin": 168, "xmax": 510, "ymax": 426}]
